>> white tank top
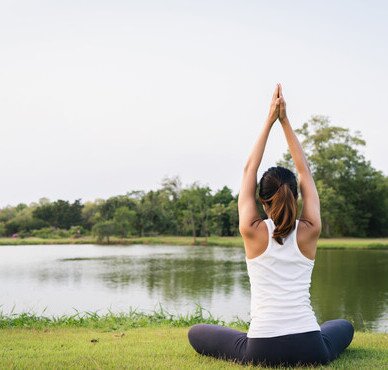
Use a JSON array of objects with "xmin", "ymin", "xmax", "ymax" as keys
[{"xmin": 245, "ymin": 218, "xmax": 321, "ymax": 338}]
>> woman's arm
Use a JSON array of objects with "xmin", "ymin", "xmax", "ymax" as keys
[
  {"xmin": 278, "ymin": 85, "xmax": 321, "ymax": 236},
  {"xmin": 238, "ymin": 84, "xmax": 280, "ymax": 236}
]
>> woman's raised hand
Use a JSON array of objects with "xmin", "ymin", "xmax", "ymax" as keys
[
  {"xmin": 278, "ymin": 83, "xmax": 288, "ymax": 123},
  {"xmin": 267, "ymin": 83, "xmax": 281, "ymax": 125}
]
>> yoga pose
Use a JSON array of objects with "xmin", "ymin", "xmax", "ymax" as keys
[{"xmin": 188, "ymin": 84, "xmax": 354, "ymax": 367}]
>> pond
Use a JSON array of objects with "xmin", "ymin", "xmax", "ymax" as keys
[{"xmin": 0, "ymin": 244, "xmax": 386, "ymax": 332}]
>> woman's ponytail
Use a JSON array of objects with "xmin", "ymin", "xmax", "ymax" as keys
[
  {"xmin": 258, "ymin": 166, "xmax": 299, "ymax": 245},
  {"xmin": 267, "ymin": 184, "xmax": 297, "ymax": 244}
]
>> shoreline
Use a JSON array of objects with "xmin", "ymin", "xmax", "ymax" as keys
[
  {"xmin": 0, "ymin": 235, "xmax": 388, "ymax": 249},
  {"xmin": 0, "ymin": 309, "xmax": 386, "ymax": 334}
]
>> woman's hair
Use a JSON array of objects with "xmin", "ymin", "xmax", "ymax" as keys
[{"xmin": 258, "ymin": 166, "xmax": 298, "ymax": 245}]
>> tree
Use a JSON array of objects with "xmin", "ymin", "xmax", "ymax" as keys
[
  {"xmin": 277, "ymin": 115, "xmax": 388, "ymax": 236},
  {"xmin": 113, "ymin": 207, "xmax": 136, "ymax": 238},
  {"xmin": 226, "ymin": 199, "xmax": 239, "ymax": 236},
  {"xmin": 160, "ymin": 175, "xmax": 182, "ymax": 202},
  {"xmin": 98, "ymin": 195, "xmax": 137, "ymax": 220},
  {"xmin": 209, "ymin": 186, "xmax": 237, "ymax": 236},
  {"xmin": 92, "ymin": 221, "xmax": 116, "ymax": 243},
  {"xmin": 128, "ymin": 189, "xmax": 175, "ymax": 237},
  {"xmin": 4, "ymin": 204, "xmax": 47, "ymax": 236},
  {"xmin": 33, "ymin": 199, "xmax": 84, "ymax": 229},
  {"xmin": 213, "ymin": 186, "xmax": 234, "ymax": 207},
  {"xmin": 0, "ymin": 206, "xmax": 17, "ymax": 223},
  {"xmin": 0, "ymin": 222, "xmax": 5, "ymax": 237},
  {"xmin": 209, "ymin": 203, "xmax": 227, "ymax": 236},
  {"xmin": 178, "ymin": 182, "xmax": 212, "ymax": 244},
  {"xmin": 127, "ymin": 191, "xmax": 146, "ymax": 236},
  {"xmin": 81, "ymin": 199, "xmax": 104, "ymax": 230}
]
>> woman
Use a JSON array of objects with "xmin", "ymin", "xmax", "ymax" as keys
[{"xmin": 187, "ymin": 84, "xmax": 354, "ymax": 367}]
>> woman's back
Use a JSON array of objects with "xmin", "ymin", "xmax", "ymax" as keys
[
  {"xmin": 245, "ymin": 218, "xmax": 321, "ymax": 338},
  {"xmin": 188, "ymin": 84, "xmax": 354, "ymax": 367}
]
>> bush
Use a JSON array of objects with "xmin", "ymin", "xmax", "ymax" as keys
[
  {"xmin": 0, "ymin": 223, "xmax": 5, "ymax": 237},
  {"xmin": 68, "ymin": 225, "xmax": 86, "ymax": 238},
  {"xmin": 92, "ymin": 221, "xmax": 116, "ymax": 243},
  {"xmin": 31, "ymin": 227, "xmax": 71, "ymax": 239},
  {"xmin": 5, "ymin": 218, "xmax": 48, "ymax": 236}
]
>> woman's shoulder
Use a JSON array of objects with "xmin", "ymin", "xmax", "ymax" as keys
[
  {"xmin": 295, "ymin": 219, "xmax": 318, "ymax": 261},
  {"xmin": 243, "ymin": 218, "xmax": 269, "ymax": 259}
]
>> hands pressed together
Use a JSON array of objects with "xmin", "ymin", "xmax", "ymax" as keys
[{"xmin": 267, "ymin": 83, "xmax": 287, "ymax": 125}]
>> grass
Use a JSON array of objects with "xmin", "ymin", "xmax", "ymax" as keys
[
  {"xmin": 0, "ymin": 235, "xmax": 388, "ymax": 249},
  {"xmin": 0, "ymin": 236, "xmax": 96, "ymax": 246},
  {"xmin": 0, "ymin": 307, "xmax": 386, "ymax": 369},
  {"xmin": 1, "ymin": 327, "xmax": 387, "ymax": 369},
  {"xmin": 0, "ymin": 305, "xmax": 234, "ymax": 330}
]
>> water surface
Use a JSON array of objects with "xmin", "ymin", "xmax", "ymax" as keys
[{"xmin": 0, "ymin": 244, "xmax": 386, "ymax": 332}]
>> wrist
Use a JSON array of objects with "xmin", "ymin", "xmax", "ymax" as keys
[
  {"xmin": 279, "ymin": 116, "xmax": 289, "ymax": 125},
  {"xmin": 265, "ymin": 117, "xmax": 275, "ymax": 127}
]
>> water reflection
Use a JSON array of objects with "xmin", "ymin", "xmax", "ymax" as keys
[
  {"xmin": 0, "ymin": 244, "xmax": 386, "ymax": 332},
  {"xmin": 312, "ymin": 249, "xmax": 388, "ymax": 331}
]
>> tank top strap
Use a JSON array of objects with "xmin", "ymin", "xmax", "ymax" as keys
[
  {"xmin": 264, "ymin": 218, "xmax": 273, "ymax": 230},
  {"xmin": 293, "ymin": 219, "xmax": 300, "ymax": 240},
  {"xmin": 292, "ymin": 219, "xmax": 315, "ymax": 263},
  {"xmin": 264, "ymin": 218, "xmax": 274, "ymax": 238},
  {"xmin": 257, "ymin": 218, "xmax": 272, "ymax": 256},
  {"xmin": 264, "ymin": 218, "xmax": 275, "ymax": 248},
  {"xmin": 291, "ymin": 219, "xmax": 299, "ymax": 246}
]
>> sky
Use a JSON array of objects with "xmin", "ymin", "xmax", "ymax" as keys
[{"xmin": 1, "ymin": 0, "xmax": 387, "ymax": 207}]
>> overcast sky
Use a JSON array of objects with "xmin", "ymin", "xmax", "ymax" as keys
[{"xmin": 1, "ymin": 0, "xmax": 387, "ymax": 207}]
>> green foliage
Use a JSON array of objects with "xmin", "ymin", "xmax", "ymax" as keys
[
  {"xmin": 31, "ymin": 228, "xmax": 70, "ymax": 239},
  {"xmin": 0, "ymin": 223, "xmax": 5, "ymax": 237},
  {"xmin": 0, "ymin": 206, "xmax": 17, "ymax": 223},
  {"xmin": 0, "ymin": 178, "xmax": 239, "ymax": 240},
  {"xmin": 134, "ymin": 190, "xmax": 172, "ymax": 236},
  {"xmin": 81, "ymin": 200, "xmax": 104, "ymax": 229},
  {"xmin": 33, "ymin": 199, "xmax": 83, "ymax": 230},
  {"xmin": 0, "ymin": 117, "xmax": 386, "ymax": 239},
  {"xmin": 99, "ymin": 195, "xmax": 137, "ymax": 220},
  {"xmin": 0, "ymin": 305, "xmax": 228, "ymax": 330},
  {"xmin": 69, "ymin": 225, "xmax": 85, "ymax": 238},
  {"xmin": 213, "ymin": 186, "xmax": 235, "ymax": 206},
  {"xmin": 113, "ymin": 207, "xmax": 136, "ymax": 238},
  {"xmin": 209, "ymin": 187, "xmax": 238, "ymax": 236},
  {"xmin": 208, "ymin": 199, "xmax": 239, "ymax": 237},
  {"xmin": 277, "ymin": 115, "xmax": 388, "ymax": 237},
  {"xmin": 92, "ymin": 220, "xmax": 116, "ymax": 243},
  {"xmin": 4, "ymin": 206, "xmax": 48, "ymax": 236},
  {"xmin": 29, "ymin": 226, "xmax": 86, "ymax": 239},
  {"xmin": 178, "ymin": 183, "xmax": 213, "ymax": 241}
]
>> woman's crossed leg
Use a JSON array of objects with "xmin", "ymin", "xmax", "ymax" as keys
[
  {"xmin": 188, "ymin": 324, "xmax": 248, "ymax": 363},
  {"xmin": 320, "ymin": 319, "xmax": 355, "ymax": 362},
  {"xmin": 188, "ymin": 319, "xmax": 354, "ymax": 366}
]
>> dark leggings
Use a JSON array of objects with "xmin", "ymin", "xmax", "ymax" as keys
[{"xmin": 188, "ymin": 319, "xmax": 354, "ymax": 367}]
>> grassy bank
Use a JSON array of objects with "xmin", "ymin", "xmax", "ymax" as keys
[
  {"xmin": 0, "ymin": 309, "xmax": 386, "ymax": 369},
  {"xmin": 1, "ymin": 235, "xmax": 388, "ymax": 249},
  {"xmin": 0, "ymin": 306, "xmax": 230, "ymax": 330},
  {"xmin": 1, "ymin": 328, "xmax": 387, "ymax": 369}
]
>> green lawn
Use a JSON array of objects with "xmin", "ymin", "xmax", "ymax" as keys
[
  {"xmin": 0, "ymin": 306, "xmax": 386, "ymax": 368},
  {"xmin": 1, "ymin": 235, "xmax": 388, "ymax": 249},
  {"xmin": 0, "ymin": 327, "xmax": 386, "ymax": 369}
]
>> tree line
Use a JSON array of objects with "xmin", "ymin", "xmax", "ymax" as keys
[{"xmin": 0, "ymin": 116, "xmax": 387, "ymax": 241}]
